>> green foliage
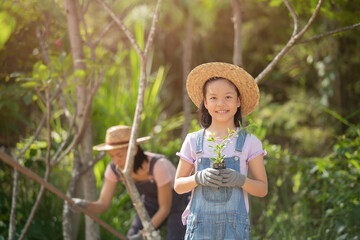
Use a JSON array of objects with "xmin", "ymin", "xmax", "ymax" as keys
[
  {"xmin": 251, "ymin": 124, "xmax": 360, "ymax": 239},
  {"xmin": 255, "ymin": 91, "xmax": 336, "ymax": 156},
  {"xmin": 0, "ymin": 137, "xmax": 68, "ymax": 239},
  {"xmin": 0, "ymin": 11, "xmax": 16, "ymax": 49},
  {"xmin": 0, "ymin": 83, "xmax": 35, "ymax": 146},
  {"xmin": 0, "ymin": 0, "xmax": 67, "ymax": 147},
  {"xmin": 1, "ymin": 0, "xmax": 359, "ymax": 239},
  {"xmin": 90, "ymin": 28, "xmax": 180, "ymax": 157}
]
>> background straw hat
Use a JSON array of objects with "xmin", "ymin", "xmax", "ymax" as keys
[
  {"xmin": 93, "ymin": 125, "xmax": 151, "ymax": 151},
  {"xmin": 186, "ymin": 62, "xmax": 260, "ymax": 117}
]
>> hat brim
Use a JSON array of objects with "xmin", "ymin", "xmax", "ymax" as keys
[
  {"xmin": 93, "ymin": 136, "xmax": 151, "ymax": 151},
  {"xmin": 186, "ymin": 62, "xmax": 259, "ymax": 117}
]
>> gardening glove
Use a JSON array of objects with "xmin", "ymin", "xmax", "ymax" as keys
[
  {"xmin": 128, "ymin": 232, "xmax": 143, "ymax": 240},
  {"xmin": 219, "ymin": 168, "xmax": 246, "ymax": 188},
  {"xmin": 194, "ymin": 168, "xmax": 222, "ymax": 188},
  {"xmin": 69, "ymin": 198, "xmax": 87, "ymax": 213}
]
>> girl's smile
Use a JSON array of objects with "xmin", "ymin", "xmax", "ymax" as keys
[{"xmin": 215, "ymin": 109, "xmax": 229, "ymax": 114}]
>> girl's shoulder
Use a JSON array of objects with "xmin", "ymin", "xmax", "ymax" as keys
[
  {"xmin": 244, "ymin": 133, "xmax": 262, "ymax": 145},
  {"xmin": 189, "ymin": 128, "xmax": 204, "ymax": 136},
  {"xmin": 243, "ymin": 133, "xmax": 266, "ymax": 160},
  {"xmin": 185, "ymin": 129, "xmax": 204, "ymax": 142}
]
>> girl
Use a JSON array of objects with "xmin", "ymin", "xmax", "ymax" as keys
[{"xmin": 174, "ymin": 62, "xmax": 268, "ymax": 240}]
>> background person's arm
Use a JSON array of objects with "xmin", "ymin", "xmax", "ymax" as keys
[
  {"xmin": 86, "ymin": 178, "xmax": 117, "ymax": 214},
  {"xmin": 150, "ymin": 182, "xmax": 172, "ymax": 229}
]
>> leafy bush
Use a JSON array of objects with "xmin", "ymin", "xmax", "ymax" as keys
[
  {"xmin": 251, "ymin": 124, "xmax": 360, "ymax": 239},
  {"xmin": 0, "ymin": 140, "xmax": 66, "ymax": 239}
]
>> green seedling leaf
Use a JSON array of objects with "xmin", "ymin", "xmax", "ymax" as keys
[{"xmin": 207, "ymin": 128, "xmax": 241, "ymax": 163}]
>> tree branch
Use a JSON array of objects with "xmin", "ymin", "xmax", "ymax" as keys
[
  {"xmin": 181, "ymin": 12, "xmax": 193, "ymax": 142},
  {"xmin": 255, "ymin": 0, "xmax": 324, "ymax": 83},
  {"xmin": 49, "ymin": 80, "xmax": 78, "ymax": 166},
  {"xmin": 80, "ymin": 0, "xmax": 90, "ymax": 16},
  {"xmin": 18, "ymin": 88, "xmax": 53, "ymax": 240},
  {"xmin": 283, "ymin": 0, "xmax": 299, "ymax": 37},
  {"xmin": 50, "ymin": 104, "xmax": 77, "ymax": 163},
  {"xmin": 79, "ymin": 151, "xmax": 106, "ymax": 175},
  {"xmin": 16, "ymin": 112, "xmax": 47, "ymax": 159},
  {"xmin": 93, "ymin": 3, "xmax": 139, "ymax": 48},
  {"xmin": 295, "ymin": 0, "xmax": 323, "ymax": 39},
  {"xmin": 36, "ymin": 27, "xmax": 50, "ymax": 65},
  {"xmin": 144, "ymin": 0, "xmax": 162, "ymax": 57},
  {"xmin": 45, "ymin": 89, "xmax": 52, "ymax": 165},
  {"xmin": 96, "ymin": 0, "xmax": 143, "ymax": 56},
  {"xmin": 35, "ymin": 87, "xmax": 46, "ymax": 105},
  {"xmin": 98, "ymin": 0, "xmax": 163, "ymax": 238},
  {"xmin": 296, "ymin": 22, "xmax": 360, "ymax": 44},
  {"xmin": 57, "ymin": 78, "xmax": 76, "ymax": 122},
  {"xmin": 18, "ymin": 168, "xmax": 51, "ymax": 240},
  {"xmin": 93, "ymin": 18, "xmax": 117, "ymax": 48},
  {"xmin": 63, "ymin": 147, "xmax": 81, "ymax": 240},
  {"xmin": 8, "ymin": 167, "xmax": 18, "ymax": 240},
  {"xmin": 8, "ymin": 84, "xmax": 52, "ymax": 239},
  {"xmin": 51, "ymin": 71, "xmax": 103, "ymax": 167}
]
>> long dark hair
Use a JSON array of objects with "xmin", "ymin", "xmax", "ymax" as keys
[
  {"xmin": 134, "ymin": 145, "xmax": 147, "ymax": 173},
  {"xmin": 199, "ymin": 77, "xmax": 242, "ymax": 128}
]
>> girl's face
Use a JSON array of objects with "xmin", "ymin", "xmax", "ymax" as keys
[
  {"xmin": 204, "ymin": 78, "xmax": 240, "ymax": 126},
  {"xmin": 107, "ymin": 147, "xmax": 128, "ymax": 169}
]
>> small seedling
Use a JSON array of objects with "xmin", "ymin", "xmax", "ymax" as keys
[
  {"xmin": 206, "ymin": 120, "xmax": 258, "ymax": 168},
  {"xmin": 207, "ymin": 128, "xmax": 238, "ymax": 164}
]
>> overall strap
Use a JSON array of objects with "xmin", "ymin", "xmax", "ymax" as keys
[
  {"xmin": 195, "ymin": 129, "xmax": 205, "ymax": 154},
  {"xmin": 148, "ymin": 156, "xmax": 161, "ymax": 176},
  {"xmin": 235, "ymin": 130, "xmax": 247, "ymax": 152},
  {"xmin": 110, "ymin": 162, "xmax": 121, "ymax": 179}
]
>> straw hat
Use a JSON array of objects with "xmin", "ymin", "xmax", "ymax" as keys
[
  {"xmin": 93, "ymin": 125, "xmax": 151, "ymax": 151},
  {"xmin": 186, "ymin": 62, "xmax": 259, "ymax": 117}
]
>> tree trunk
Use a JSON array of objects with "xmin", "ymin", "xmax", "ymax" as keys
[
  {"xmin": 231, "ymin": 0, "xmax": 246, "ymax": 126},
  {"xmin": 64, "ymin": 0, "xmax": 99, "ymax": 239},
  {"xmin": 181, "ymin": 13, "xmax": 194, "ymax": 142},
  {"xmin": 231, "ymin": 0, "xmax": 243, "ymax": 67},
  {"xmin": 8, "ymin": 167, "xmax": 18, "ymax": 240}
]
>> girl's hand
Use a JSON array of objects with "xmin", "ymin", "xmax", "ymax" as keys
[
  {"xmin": 194, "ymin": 168, "xmax": 223, "ymax": 188},
  {"xmin": 219, "ymin": 168, "xmax": 246, "ymax": 188}
]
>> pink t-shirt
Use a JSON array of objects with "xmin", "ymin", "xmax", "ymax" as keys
[
  {"xmin": 176, "ymin": 130, "xmax": 266, "ymax": 224},
  {"xmin": 105, "ymin": 152, "xmax": 176, "ymax": 187}
]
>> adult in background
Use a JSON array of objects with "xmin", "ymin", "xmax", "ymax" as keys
[{"xmin": 71, "ymin": 125, "xmax": 189, "ymax": 240}]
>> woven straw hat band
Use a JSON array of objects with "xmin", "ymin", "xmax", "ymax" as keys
[{"xmin": 186, "ymin": 62, "xmax": 259, "ymax": 117}]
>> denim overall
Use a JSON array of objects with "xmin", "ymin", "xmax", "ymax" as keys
[
  {"xmin": 110, "ymin": 156, "xmax": 189, "ymax": 239},
  {"xmin": 185, "ymin": 129, "xmax": 251, "ymax": 240}
]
